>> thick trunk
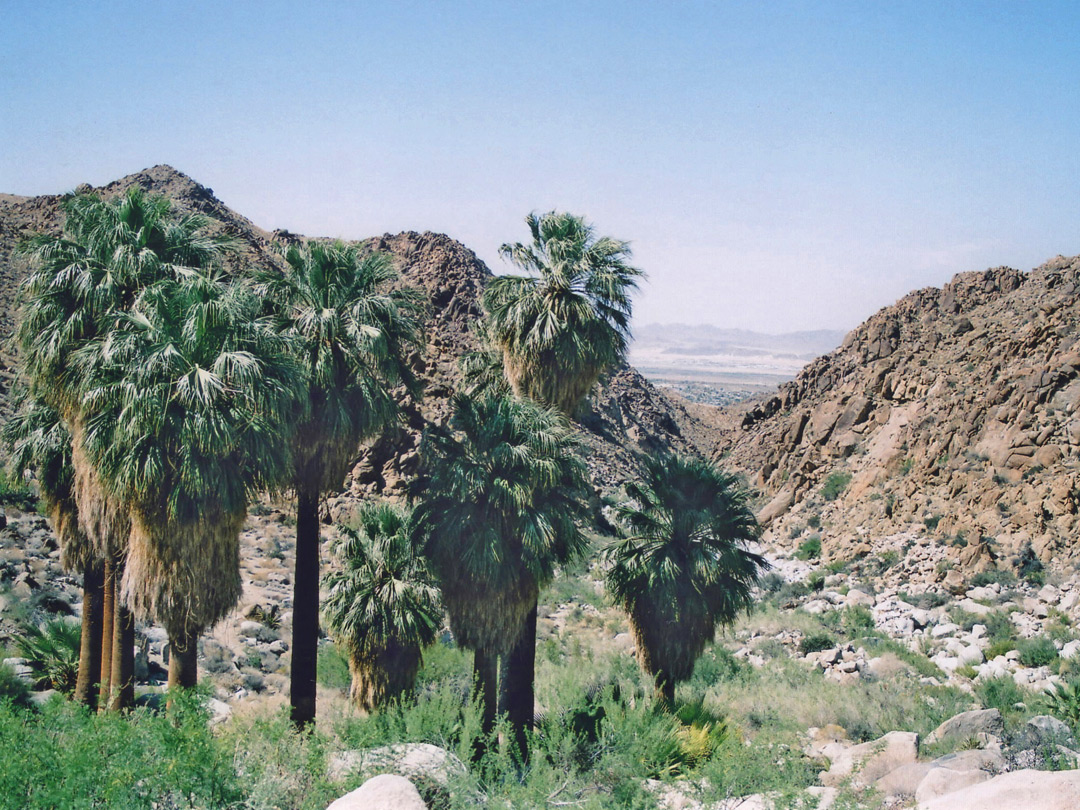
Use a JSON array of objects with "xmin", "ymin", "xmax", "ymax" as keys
[
  {"xmin": 290, "ymin": 487, "xmax": 321, "ymax": 730},
  {"xmin": 499, "ymin": 602, "xmax": 537, "ymax": 764},
  {"xmin": 167, "ymin": 629, "xmax": 199, "ymax": 690},
  {"xmin": 472, "ymin": 648, "xmax": 499, "ymax": 762},
  {"xmin": 98, "ymin": 557, "xmax": 115, "ymax": 709},
  {"xmin": 73, "ymin": 560, "xmax": 105, "ymax": 709},
  {"xmin": 108, "ymin": 603, "xmax": 135, "ymax": 710}
]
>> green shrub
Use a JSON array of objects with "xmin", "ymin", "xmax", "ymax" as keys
[
  {"xmin": 14, "ymin": 618, "xmax": 81, "ymax": 694},
  {"xmin": 923, "ymin": 515, "xmax": 942, "ymax": 531},
  {"xmin": 690, "ymin": 646, "xmax": 745, "ymax": 689},
  {"xmin": 985, "ymin": 639, "xmax": 1016, "ymax": 660},
  {"xmin": 807, "ymin": 570, "xmax": 826, "ymax": 592},
  {"xmin": 0, "ymin": 469, "xmax": 36, "ymax": 509},
  {"xmin": 798, "ymin": 633, "xmax": 835, "ymax": 656},
  {"xmin": 1044, "ymin": 679, "xmax": 1080, "ymax": 729},
  {"xmin": 0, "ymin": 663, "xmax": 33, "ymax": 710},
  {"xmin": 807, "ymin": 514, "xmax": 821, "ymax": 530},
  {"xmin": 969, "ymin": 568, "xmax": 1016, "ymax": 589},
  {"xmin": 976, "ymin": 676, "xmax": 1026, "ymax": 716},
  {"xmin": 316, "ymin": 642, "xmax": 351, "ymax": 690},
  {"xmin": 821, "ymin": 472, "xmax": 851, "ymax": 502},
  {"xmin": 842, "ymin": 606, "xmax": 875, "ymax": 637},
  {"xmin": 795, "ymin": 535, "xmax": 822, "ymax": 561},
  {"xmin": 1017, "ymin": 543, "xmax": 1045, "ymax": 585},
  {"xmin": 1017, "ymin": 636, "xmax": 1059, "ymax": 669}
]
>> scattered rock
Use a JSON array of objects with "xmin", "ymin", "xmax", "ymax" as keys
[{"xmin": 326, "ymin": 774, "xmax": 426, "ymax": 810}]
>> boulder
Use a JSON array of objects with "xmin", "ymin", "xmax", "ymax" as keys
[
  {"xmin": 820, "ymin": 731, "xmax": 919, "ymax": 787},
  {"xmin": 326, "ymin": 774, "xmax": 426, "ymax": 810},
  {"xmin": 1026, "ymin": 715, "xmax": 1075, "ymax": 745},
  {"xmin": 875, "ymin": 762, "xmax": 932, "ymax": 799},
  {"xmin": 926, "ymin": 709, "xmax": 1003, "ymax": 748},
  {"xmin": 914, "ymin": 767, "xmax": 992, "ymax": 804},
  {"xmin": 918, "ymin": 768, "xmax": 1080, "ymax": 810}
]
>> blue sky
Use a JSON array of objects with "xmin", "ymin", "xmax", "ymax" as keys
[{"xmin": 2, "ymin": 1, "xmax": 1078, "ymax": 332}]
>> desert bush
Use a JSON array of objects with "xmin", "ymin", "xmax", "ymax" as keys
[
  {"xmin": 798, "ymin": 633, "xmax": 835, "ymax": 656},
  {"xmin": 976, "ymin": 676, "xmax": 1026, "ymax": 717},
  {"xmin": 1017, "ymin": 636, "xmax": 1058, "ymax": 669},
  {"xmin": 795, "ymin": 536, "xmax": 821, "ymax": 561},
  {"xmin": 969, "ymin": 568, "xmax": 1016, "ymax": 589},
  {"xmin": 841, "ymin": 606, "xmax": 875, "ymax": 637},
  {"xmin": 1017, "ymin": 543, "xmax": 1045, "ymax": 585},
  {"xmin": 1043, "ymin": 679, "xmax": 1080, "ymax": 730},
  {"xmin": 806, "ymin": 570, "xmax": 826, "ymax": 591},
  {"xmin": 0, "ymin": 663, "xmax": 33, "ymax": 710},
  {"xmin": 821, "ymin": 472, "xmax": 851, "ymax": 502}
]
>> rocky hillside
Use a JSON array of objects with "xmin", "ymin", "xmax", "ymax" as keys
[
  {"xmin": 720, "ymin": 256, "xmax": 1080, "ymax": 575},
  {"xmin": 0, "ymin": 165, "xmax": 712, "ymax": 496}
]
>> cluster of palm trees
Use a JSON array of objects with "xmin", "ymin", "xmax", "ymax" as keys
[{"xmin": 9, "ymin": 192, "xmax": 768, "ymax": 760}]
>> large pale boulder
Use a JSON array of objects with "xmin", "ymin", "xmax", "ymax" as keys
[
  {"xmin": 327, "ymin": 774, "xmax": 426, "ymax": 810},
  {"xmin": 875, "ymin": 762, "xmax": 932, "ymax": 799},
  {"xmin": 914, "ymin": 767, "xmax": 992, "ymax": 804},
  {"xmin": 918, "ymin": 768, "xmax": 1080, "ymax": 810},
  {"xmin": 925, "ymin": 709, "xmax": 1003, "ymax": 748},
  {"xmin": 820, "ymin": 731, "xmax": 919, "ymax": 787}
]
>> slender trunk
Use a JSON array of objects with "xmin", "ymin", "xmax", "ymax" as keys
[
  {"xmin": 290, "ymin": 486, "xmax": 321, "ymax": 730},
  {"xmin": 73, "ymin": 560, "xmax": 104, "ymax": 709},
  {"xmin": 499, "ymin": 603, "xmax": 537, "ymax": 764},
  {"xmin": 98, "ymin": 557, "xmax": 115, "ymax": 709},
  {"xmin": 167, "ymin": 630, "xmax": 199, "ymax": 690},
  {"xmin": 472, "ymin": 648, "xmax": 498, "ymax": 762},
  {"xmin": 108, "ymin": 603, "xmax": 135, "ymax": 711}
]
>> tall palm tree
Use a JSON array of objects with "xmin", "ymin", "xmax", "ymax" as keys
[
  {"xmin": 76, "ymin": 269, "xmax": 299, "ymax": 689},
  {"xmin": 3, "ymin": 393, "xmax": 104, "ymax": 709},
  {"xmin": 16, "ymin": 187, "xmax": 237, "ymax": 708},
  {"xmin": 322, "ymin": 504, "xmax": 441, "ymax": 712},
  {"xmin": 475, "ymin": 212, "xmax": 644, "ymax": 747},
  {"xmin": 255, "ymin": 239, "xmax": 424, "ymax": 729},
  {"xmin": 484, "ymin": 210, "xmax": 643, "ymax": 415},
  {"xmin": 605, "ymin": 454, "xmax": 769, "ymax": 707},
  {"xmin": 413, "ymin": 393, "xmax": 589, "ymax": 757}
]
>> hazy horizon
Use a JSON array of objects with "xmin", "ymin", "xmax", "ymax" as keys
[{"xmin": 3, "ymin": 2, "xmax": 1078, "ymax": 333}]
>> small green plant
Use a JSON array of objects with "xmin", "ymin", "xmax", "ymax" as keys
[
  {"xmin": 842, "ymin": 606, "xmax": 875, "ymax": 637},
  {"xmin": 976, "ymin": 675, "xmax": 1026, "ymax": 716},
  {"xmin": 1044, "ymin": 679, "xmax": 1080, "ymax": 728},
  {"xmin": 0, "ymin": 662, "xmax": 33, "ymax": 709},
  {"xmin": 807, "ymin": 514, "xmax": 822, "ymax": 530},
  {"xmin": 821, "ymin": 472, "xmax": 852, "ymax": 502},
  {"xmin": 14, "ymin": 618, "xmax": 81, "ymax": 694},
  {"xmin": 954, "ymin": 664, "xmax": 978, "ymax": 680},
  {"xmin": 1017, "ymin": 636, "xmax": 1059, "ymax": 669},
  {"xmin": 0, "ymin": 469, "xmax": 36, "ymax": 509},
  {"xmin": 900, "ymin": 458, "xmax": 915, "ymax": 475},
  {"xmin": 796, "ymin": 535, "xmax": 821, "ymax": 561},
  {"xmin": 969, "ymin": 568, "xmax": 1016, "ymax": 589},
  {"xmin": 798, "ymin": 633, "xmax": 835, "ymax": 656},
  {"xmin": 923, "ymin": 515, "xmax": 942, "ymax": 531},
  {"xmin": 1017, "ymin": 543, "xmax": 1045, "ymax": 585},
  {"xmin": 807, "ymin": 570, "xmax": 826, "ymax": 591}
]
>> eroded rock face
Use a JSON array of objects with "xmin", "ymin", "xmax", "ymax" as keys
[
  {"xmin": 918, "ymin": 768, "xmax": 1080, "ymax": 810},
  {"xmin": 719, "ymin": 256, "xmax": 1080, "ymax": 572}
]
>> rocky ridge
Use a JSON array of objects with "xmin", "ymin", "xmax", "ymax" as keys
[{"xmin": 720, "ymin": 256, "xmax": 1080, "ymax": 577}]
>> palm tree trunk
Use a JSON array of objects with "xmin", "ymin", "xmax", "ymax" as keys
[
  {"xmin": 290, "ymin": 486, "xmax": 321, "ymax": 730},
  {"xmin": 98, "ymin": 557, "xmax": 115, "ymax": 709},
  {"xmin": 499, "ymin": 603, "xmax": 537, "ymax": 764},
  {"xmin": 108, "ymin": 603, "xmax": 135, "ymax": 710},
  {"xmin": 167, "ymin": 630, "xmax": 199, "ymax": 689},
  {"xmin": 472, "ymin": 647, "xmax": 498, "ymax": 762},
  {"xmin": 73, "ymin": 559, "xmax": 104, "ymax": 709}
]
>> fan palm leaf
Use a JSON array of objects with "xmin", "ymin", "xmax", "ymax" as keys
[
  {"xmin": 605, "ymin": 454, "xmax": 769, "ymax": 706},
  {"xmin": 322, "ymin": 503, "xmax": 441, "ymax": 711}
]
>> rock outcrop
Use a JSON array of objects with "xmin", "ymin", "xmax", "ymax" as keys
[{"xmin": 720, "ymin": 257, "xmax": 1080, "ymax": 571}]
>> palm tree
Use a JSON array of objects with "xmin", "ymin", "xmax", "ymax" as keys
[
  {"xmin": 322, "ymin": 503, "xmax": 441, "ymax": 711},
  {"xmin": 484, "ymin": 210, "xmax": 643, "ymax": 415},
  {"xmin": 255, "ymin": 239, "xmax": 423, "ymax": 729},
  {"xmin": 605, "ymin": 454, "xmax": 769, "ymax": 707},
  {"xmin": 76, "ymin": 269, "xmax": 299, "ymax": 689},
  {"xmin": 16, "ymin": 187, "xmax": 238, "ymax": 706},
  {"xmin": 3, "ymin": 394, "xmax": 104, "ymax": 708},
  {"xmin": 413, "ymin": 393, "xmax": 589, "ymax": 757}
]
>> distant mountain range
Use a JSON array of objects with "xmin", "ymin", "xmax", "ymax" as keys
[{"xmin": 629, "ymin": 324, "xmax": 847, "ymax": 403}]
